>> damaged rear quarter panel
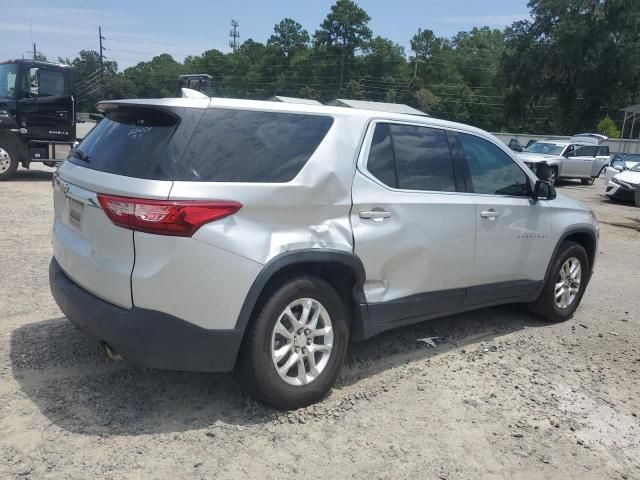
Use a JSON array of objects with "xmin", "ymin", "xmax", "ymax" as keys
[{"xmin": 169, "ymin": 114, "xmax": 367, "ymax": 265}]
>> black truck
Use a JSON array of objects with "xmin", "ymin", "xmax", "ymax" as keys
[{"xmin": 0, "ymin": 59, "xmax": 77, "ymax": 180}]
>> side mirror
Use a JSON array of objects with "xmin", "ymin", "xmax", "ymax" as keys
[
  {"xmin": 533, "ymin": 180, "xmax": 556, "ymax": 201},
  {"xmin": 26, "ymin": 67, "xmax": 39, "ymax": 97},
  {"xmin": 613, "ymin": 165, "xmax": 624, "ymax": 171}
]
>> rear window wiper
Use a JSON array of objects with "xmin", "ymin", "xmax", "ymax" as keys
[{"xmin": 69, "ymin": 148, "xmax": 90, "ymax": 162}]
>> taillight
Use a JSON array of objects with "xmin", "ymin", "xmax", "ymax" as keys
[{"xmin": 96, "ymin": 194, "xmax": 241, "ymax": 237}]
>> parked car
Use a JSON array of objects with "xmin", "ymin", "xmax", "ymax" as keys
[
  {"xmin": 606, "ymin": 162, "xmax": 640, "ymax": 202},
  {"xmin": 603, "ymin": 153, "xmax": 640, "ymax": 184},
  {"xmin": 49, "ymin": 98, "xmax": 599, "ymax": 409},
  {"xmin": 518, "ymin": 136, "xmax": 610, "ymax": 185}
]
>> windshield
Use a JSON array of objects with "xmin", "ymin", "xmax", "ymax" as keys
[
  {"xmin": 524, "ymin": 142, "xmax": 564, "ymax": 155},
  {"xmin": 0, "ymin": 63, "xmax": 19, "ymax": 98},
  {"xmin": 630, "ymin": 163, "xmax": 640, "ymax": 172}
]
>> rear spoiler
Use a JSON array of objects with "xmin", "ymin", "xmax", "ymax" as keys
[{"xmin": 96, "ymin": 97, "xmax": 210, "ymax": 113}]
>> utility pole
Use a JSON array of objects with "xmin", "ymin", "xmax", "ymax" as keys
[
  {"xmin": 98, "ymin": 26, "xmax": 106, "ymax": 96},
  {"xmin": 413, "ymin": 28, "xmax": 421, "ymax": 79},
  {"xmin": 33, "ymin": 43, "xmax": 37, "ymax": 60},
  {"xmin": 229, "ymin": 20, "xmax": 240, "ymax": 53}
]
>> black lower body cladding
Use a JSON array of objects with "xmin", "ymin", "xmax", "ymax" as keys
[{"xmin": 49, "ymin": 258, "xmax": 243, "ymax": 372}]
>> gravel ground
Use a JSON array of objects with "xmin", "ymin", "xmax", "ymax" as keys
[{"xmin": 1, "ymin": 167, "xmax": 639, "ymax": 480}]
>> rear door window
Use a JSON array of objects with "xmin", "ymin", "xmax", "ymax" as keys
[
  {"xmin": 365, "ymin": 122, "xmax": 457, "ymax": 192},
  {"xmin": 574, "ymin": 145, "xmax": 598, "ymax": 157},
  {"xmin": 176, "ymin": 109, "xmax": 334, "ymax": 182},
  {"xmin": 390, "ymin": 124, "xmax": 456, "ymax": 192},
  {"xmin": 69, "ymin": 108, "xmax": 179, "ymax": 179}
]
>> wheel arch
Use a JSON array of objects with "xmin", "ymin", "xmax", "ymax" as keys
[
  {"xmin": 234, "ymin": 249, "xmax": 368, "ymax": 343},
  {"xmin": 0, "ymin": 131, "xmax": 28, "ymax": 168},
  {"xmin": 545, "ymin": 227, "xmax": 597, "ymax": 283}
]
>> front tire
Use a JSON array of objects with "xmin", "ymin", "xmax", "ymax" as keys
[
  {"xmin": 0, "ymin": 141, "xmax": 19, "ymax": 181},
  {"xmin": 581, "ymin": 177, "xmax": 595, "ymax": 185},
  {"xmin": 236, "ymin": 276, "xmax": 349, "ymax": 409},
  {"xmin": 528, "ymin": 241, "xmax": 589, "ymax": 322}
]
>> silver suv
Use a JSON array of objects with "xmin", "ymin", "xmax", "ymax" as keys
[{"xmin": 49, "ymin": 98, "xmax": 599, "ymax": 409}]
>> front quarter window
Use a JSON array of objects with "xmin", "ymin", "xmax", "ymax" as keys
[{"xmin": 458, "ymin": 133, "xmax": 530, "ymax": 196}]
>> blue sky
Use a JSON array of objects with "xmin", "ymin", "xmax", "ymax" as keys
[{"xmin": 1, "ymin": 0, "xmax": 530, "ymax": 69}]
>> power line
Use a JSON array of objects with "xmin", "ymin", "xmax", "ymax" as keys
[{"xmin": 105, "ymin": 37, "xmax": 215, "ymax": 50}]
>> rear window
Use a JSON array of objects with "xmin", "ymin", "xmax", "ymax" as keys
[
  {"xmin": 68, "ymin": 109, "xmax": 179, "ymax": 178},
  {"xmin": 175, "ymin": 109, "xmax": 334, "ymax": 182}
]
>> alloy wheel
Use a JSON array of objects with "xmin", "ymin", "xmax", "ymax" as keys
[
  {"xmin": 0, "ymin": 147, "xmax": 11, "ymax": 173},
  {"xmin": 271, "ymin": 298, "xmax": 333, "ymax": 386},
  {"xmin": 555, "ymin": 257, "xmax": 581, "ymax": 309}
]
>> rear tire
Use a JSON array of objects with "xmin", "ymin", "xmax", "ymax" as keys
[
  {"xmin": 0, "ymin": 140, "xmax": 19, "ymax": 181},
  {"xmin": 236, "ymin": 275, "xmax": 349, "ymax": 409},
  {"xmin": 528, "ymin": 241, "xmax": 589, "ymax": 322}
]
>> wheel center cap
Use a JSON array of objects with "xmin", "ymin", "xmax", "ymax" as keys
[{"xmin": 294, "ymin": 335, "xmax": 307, "ymax": 348}]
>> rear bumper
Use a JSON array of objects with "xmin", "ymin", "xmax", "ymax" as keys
[{"xmin": 49, "ymin": 257, "xmax": 243, "ymax": 372}]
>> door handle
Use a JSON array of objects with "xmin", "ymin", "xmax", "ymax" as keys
[
  {"xmin": 480, "ymin": 209, "xmax": 501, "ymax": 220},
  {"xmin": 359, "ymin": 210, "xmax": 391, "ymax": 221}
]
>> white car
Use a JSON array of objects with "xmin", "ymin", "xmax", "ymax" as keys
[
  {"xmin": 518, "ymin": 136, "xmax": 610, "ymax": 185},
  {"xmin": 603, "ymin": 154, "xmax": 640, "ymax": 184},
  {"xmin": 606, "ymin": 162, "xmax": 640, "ymax": 202}
]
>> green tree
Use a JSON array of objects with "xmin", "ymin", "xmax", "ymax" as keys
[
  {"xmin": 123, "ymin": 54, "xmax": 184, "ymax": 99},
  {"xmin": 315, "ymin": 0, "xmax": 372, "ymax": 88},
  {"xmin": 410, "ymin": 29, "xmax": 440, "ymax": 77},
  {"xmin": 597, "ymin": 116, "xmax": 621, "ymax": 138},
  {"xmin": 72, "ymin": 50, "xmax": 118, "ymax": 111},
  {"xmin": 414, "ymin": 88, "xmax": 439, "ymax": 113},
  {"xmin": 298, "ymin": 85, "xmax": 321, "ymax": 100},
  {"xmin": 268, "ymin": 18, "xmax": 310, "ymax": 60},
  {"xmin": 339, "ymin": 79, "xmax": 365, "ymax": 99},
  {"xmin": 500, "ymin": 0, "xmax": 640, "ymax": 134}
]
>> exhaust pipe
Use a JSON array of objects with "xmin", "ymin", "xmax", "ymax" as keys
[{"xmin": 101, "ymin": 342, "xmax": 122, "ymax": 361}]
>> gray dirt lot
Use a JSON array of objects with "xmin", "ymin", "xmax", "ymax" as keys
[{"xmin": 1, "ymin": 167, "xmax": 639, "ymax": 480}]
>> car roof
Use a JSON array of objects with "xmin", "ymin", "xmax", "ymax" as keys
[
  {"xmin": 1, "ymin": 58, "xmax": 72, "ymax": 68},
  {"xmin": 97, "ymin": 96, "xmax": 494, "ymax": 140}
]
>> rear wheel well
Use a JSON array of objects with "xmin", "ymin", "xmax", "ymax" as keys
[
  {"xmin": 241, "ymin": 261, "xmax": 361, "ymax": 341},
  {"xmin": 563, "ymin": 232, "xmax": 596, "ymax": 272}
]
